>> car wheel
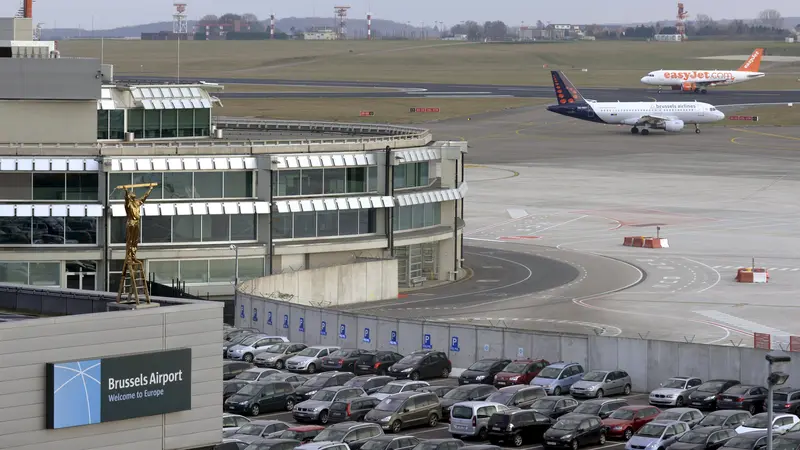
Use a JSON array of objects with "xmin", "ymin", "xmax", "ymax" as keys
[
  {"xmin": 307, "ymin": 364, "xmax": 316, "ymax": 374},
  {"xmin": 553, "ymin": 386, "xmax": 562, "ymax": 396},
  {"xmin": 251, "ymin": 404, "xmax": 260, "ymax": 416},
  {"xmin": 571, "ymin": 440, "xmax": 579, "ymax": 450},
  {"xmin": 410, "ymin": 371, "xmax": 420, "ymax": 381},
  {"xmin": 319, "ymin": 410, "xmax": 329, "ymax": 424},
  {"xmin": 276, "ymin": 360, "xmax": 284, "ymax": 370},
  {"xmin": 624, "ymin": 384, "xmax": 632, "ymax": 395},
  {"xmin": 595, "ymin": 389, "xmax": 604, "ymax": 399},
  {"xmin": 478, "ymin": 427, "xmax": 488, "ymax": 440},
  {"xmin": 243, "ymin": 353, "xmax": 254, "ymax": 363},
  {"xmin": 285, "ymin": 398, "xmax": 295, "ymax": 411},
  {"xmin": 599, "ymin": 432, "xmax": 607, "ymax": 445},
  {"xmin": 513, "ymin": 433, "xmax": 524, "ymax": 447},
  {"xmin": 429, "ymin": 414, "xmax": 439, "ymax": 427},
  {"xmin": 676, "ymin": 396, "xmax": 685, "ymax": 407},
  {"xmin": 441, "ymin": 367, "xmax": 451, "ymax": 378},
  {"xmin": 391, "ymin": 420, "xmax": 402, "ymax": 433},
  {"xmin": 624, "ymin": 428, "xmax": 633, "ymax": 440}
]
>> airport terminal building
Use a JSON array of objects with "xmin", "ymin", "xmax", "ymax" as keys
[{"xmin": 0, "ymin": 23, "xmax": 467, "ymax": 298}]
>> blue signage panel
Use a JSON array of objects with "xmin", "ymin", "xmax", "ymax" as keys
[
  {"xmin": 252, "ymin": 308, "xmax": 258, "ymax": 322},
  {"xmin": 239, "ymin": 305, "xmax": 245, "ymax": 319},
  {"xmin": 267, "ymin": 311, "xmax": 273, "ymax": 325},
  {"xmin": 339, "ymin": 324, "xmax": 347, "ymax": 339},
  {"xmin": 320, "ymin": 321, "xmax": 327, "ymax": 336},
  {"xmin": 363, "ymin": 328, "xmax": 371, "ymax": 343},
  {"xmin": 282, "ymin": 314, "xmax": 289, "ymax": 329},
  {"xmin": 299, "ymin": 317, "xmax": 305, "ymax": 332},
  {"xmin": 451, "ymin": 336, "xmax": 460, "ymax": 352},
  {"xmin": 423, "ymin": 334, "xmax": 432, "ymax": 349},
  {"xmin": 389, "ymin": 330, "xmax": 397, "ymax": 346}
]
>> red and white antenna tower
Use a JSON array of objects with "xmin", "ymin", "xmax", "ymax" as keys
[
  {"xmin": 676, "ymin": 2, "xmax": 689, "ymax": 41},
  {"xmin": 334, "ymin": 6, "xmax": 350, "ymax": 39},
  {"xmin": 270, "ymin": 12, "xmax": 275, "ymax": 39},
  {"xmin": 173, "ymin": 3, "xmax": 188, "ymax": 34},
  {"xmin": 367, "ymin": 12, "xmax": 372, "ymax": 40}
]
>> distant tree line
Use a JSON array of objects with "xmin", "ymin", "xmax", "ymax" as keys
[{"xmin": 194, "ymin": 13, "xmax": 290, "ymax": 40}]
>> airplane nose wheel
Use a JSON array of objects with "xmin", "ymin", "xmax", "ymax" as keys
[
  {"xmin": 695, "ymin": 125, "xmax": 701, "ymax": 134},
  {"xmin": 631, "ymin": 127, "xmax": 639, "ymax": 134},
  {"xmin": 641, "ymin": 129, "xmax": 650, "ymax": 135}
]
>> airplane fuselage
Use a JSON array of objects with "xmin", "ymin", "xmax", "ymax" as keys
[
  {"xmin": 547, "ymin": 101, "xmax": 724, "ymax": 125},
  {"xmin": 641, "ymin": 70, "xmax": 765, "ymax": 88}
]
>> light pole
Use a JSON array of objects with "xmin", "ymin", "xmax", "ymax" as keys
[
  {"xmin": 766, "ymin": 353, "xmax": 791, "ymax": 450},
  {"xmin": 230, "ymin": 244, "xmax": 239, "ymax": 288}
]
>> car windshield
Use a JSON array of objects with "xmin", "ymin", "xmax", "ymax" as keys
[
  {"xmin": 331, "ymin": 349, "xmax": 356, "ymax": 357},
  {"xmin": 314, "ymin": 428, "xmax": 348, "ymax": 442},
  {"xmin": 552, "ymin": 418, "xmax": 582, "ymax": 430},
  {"xmin": 679, "ymin": 431, "xmax": 711, "ymax": 444},
  {"xmin": 444, "ymin": 387, "xmax": 474, "ymax": 400},
  {"xmin": 697, "ymin": 381, "xmax": 726, "ymax": 392},
  {"xmin": 278, "ymin": 430, "xmax": 301, "ymax": 439},
  {"xmin": 297, "ymin": 348, "xmax": 321, "ymax": 357},
  {"xmin": 468, "ymin": 360, "xmax": 496, "ymax": 371},
  {"xmin": 375, "ymin": 397, "xmax": 405, "ymax": 412},
  {"xmin": 774, "ymin": 393, "xmax": 789, "ymax": 402},
  {"xmin": 726, "ymin": 386, "xmax": 751, "ymax": 395},
  {"xmin": 361, "ymin": 440, "xmax": 390, "ymax": 450},
  {"xmin": 346, "ymin": 378, "xmax": 369, "ymax": 387},
  {"xmin": 537, "ymin": 367, "xmax": 562, "ymax": 379},
  {"xmin": 264, "ymin": 373, "xmax": 289, "ymax": 381},
  {"xmin": 662, "ymin": 379, "xmax": 688, "ymax": 389},
  {"xmin": 240, "ymin": 335, "xmax": 263, "ymax": 346},
  {"xmin": 503, "ymin": 362, "xmax": 528, "ymax": 373},
  {"xmin": 531, "ymin": 398, "xmax": 558, "ymax": 410},
  {"xmin": 311, "ymin": 390, "xmax": 337, "ymax": 401},
  {"xmin": 236, "ymin": 371, "xmax": 261, "ymax": 381},
  {"xmin": 656, "ymin": 411, "xmax": 683, "ymax": 421},
  {"xmin": 264, "ymin": 344, "xmax": 289, "ymax": 353},
  {"xmin": 725, "ymin": 437, "xmax": 761, "ymax": 449},
  {"xmin": 398, "ymin": 354, "xmax": 424, "ymax": 364},
  {"xmin": 224, "ymin": 383, "xmax": 245, "ymax": 393},
  {"xmin": 414, "ymin": 444, "xmax": 445, "ymax": 450},
  {"xmin": 573, "ymin": 403, "xmax": 601, "ymax": 415},
  {"xmin": 699, "ymin": 414, "xmax": 726, "ymax": 426},
  {"xmin": 582, "ymin": 371, "xmax": 608, "ymax": 382},
  {"xmin": 742, "ymin": 415, "xmax": 769, "ymax": 428},
  {"xmin": 378, "ymin": 384, "xmax": 405, "ymax": 394},
  {"xmin": 487, "ymin": 392, "xmax": 513, "ymax": 404},
  {"xmin": 304, "ymin": 377, "xmax": 329, "ymax": 388},
  {"xmin": 229, "ymin": 334, "xmax": 251, "ymax": 345},
  {"xmin": 609, "ymin": 409, "xmax": 635, "ymax": 420},
  {"xmin": 236, "ymin": 383, "xmax": 263, "ymax": 396},
  {"xmin": 637, "ymin": 424, "xmax": 666, "ymax": 438},
  {"xmin": 237, "ymin": 424, "xmax": 264, "ymax": 436}
]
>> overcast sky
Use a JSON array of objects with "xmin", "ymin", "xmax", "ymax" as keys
[{"xmin": 4, "ymin": 0, "xmax": 799, "ymax": 29}]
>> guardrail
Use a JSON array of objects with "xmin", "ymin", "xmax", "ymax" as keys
[{"xmin": 215, "ymin": 116, "xmax": 429, "ymax": 137}]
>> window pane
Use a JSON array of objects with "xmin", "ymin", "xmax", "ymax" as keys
[
  {"xmin": 65, "ymin": 218, "xmax": 97, "ymax": 244},
  {"xmin": 392, "ymin": 208, "xmax": 399, "ymax": 231},
  {"xmin": 180, "ymin": 259, "xmax": 208, "ymax": 283},
  {"xmin": 29, "ymin": 262, "xmax": 60, "ymax": 286},
  {"xmin": 194, "ymin": 172, "xmax": 223, "ymax": 198},
  {"xmin": 178, "ymin": 109, "xmax": 194, "ymax": 137},
  {"xmin": 109, "ymin": 173, "xmax": 132, "ymax": 200},
  {"xmin": 399, "ymin": 206, "xmax": 412, "ymax": 230},
  {"xmin": 209, "ymin": 259, "xmax": 235, "ymax": 283},
  {"xmin": 149, "ymin": 260, "xmax": 179, "ymax": 284},
  {"xmin": 33, "ymin": 173, "xmax": 65, "ymax": 200},
  {"xmin": 0, "ymin": 173, "xmax": 31, "ymax": 200},
  {"xmin": 434, "ymin": 203, "xmax": 441, "ymax": 225},
  {"xmin": 412, "ymin": 205, "xmax": 425, "ymax": 228},
  {"xmin": 109, "ymin": 110, "xmax": 125, "ymax": 139},
  {"xmin": 110, "ymin": 217, "xmax": 126, "ymax": 244},
  {"xmin": 277, "ymin": 170, "xmax": 301, "ymax": 196},
  {"xmin": 339, "ymin": 211, "xmax": 359, "ymax": 236},
  {"xmin": 359, "ymin": 209, "xmax": 376, "ymax": 234},
  {"xmin": 128, "ymin": 109, "xmax": 144, "ymax": 139},
  {"xmin": 418, "ymin": 162, "xmax": 430, "ymax": 185},
  {"xmin": 368, "ymin": 166, "xmax": 378, "ymax": 192},
  {"xmin": 0, "ymin": 218, "xmax": 31, "ymax": 244},
  {"xmin": 0, "ymin": 262, "xmax": 28, "ymax": 284},
  {"xmin": 163, "ymin": 172, "xmax": 193, "ymax": 199},
  {"xmin": 33, "ymin": 217, "xmax": 64, "ymax": 244},
  {"xmin": 144, "ymin": 110, "xmax": 161, "ymax": 138},
  {"xmin": 272, "ymin": 213, "xmax": 292, "ymax": 239},
  {"xmin": 142, "ymin": 216, "xmax": 171, "ymax": 243},
  {"xmin": 317, "ymin": 211, "xmax": 338, "ymax": 237},
  {"xmin": 160, "ymin": 109, "xmax": 178, "ymax": 138},
  {"xmin": 301, "ymin": 170, "xmax": 323, "ymax": 195},
  {"xmin": 347, "ymin": 167, "xmax": 366, "ymax": 193},
  {"xmin": 238, "ymin": 258, "xmax": 264, "ymax": 280},
  {"xmin": 132, "ymin": 173, "xmax": 163, "ymax": 200},
  {"xmin": 406, "ymin": 163, "xmax": 418, "ymax": 188},
  {"xmin": 324, "ymin": 168, "xmax": 346, "ymax": 194},
  {"xmin": 393, "ymin": 164, "xmax": 406, "ymax": 189},
  {"xmin": 423, "ymin": 203, "xmax": 434, "ymax": 227},
  {"xmin": 293, "ymin": 212, "xmax": 316, "ymax": 238},
  {"xmin": 194, "ymin": 108, "xmax": 210, "ymax": 136},
  {"xmin": 224, "ymin": 171, "xmax": 253, "ymax": 198},
  {"xmin": 173, "ymin": 216, "xmax": 202, "ymax": 243},
  {"xmin": 202, "ymin": 215, "xmax": 230, "ymax": 242},
  {"xmin": 66, "ymin": 173, "xmax": 98, "ymax": 201},
  {"xmin": 231, "ymin": 215, "xmax": 257, "ymax": 241},
  {"xmin": 97, "ymin": 110, "xmax": 109, "ymax": 139}
]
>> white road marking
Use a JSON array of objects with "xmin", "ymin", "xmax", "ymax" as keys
[
  {"xmin": 476, "ymin": 279, "xmax": 501, "ymax": 283},
  {"xmin": 712, "ymin": 265, "xmax": 800, "ymax": 272},
  {"xmin": 693, "ymin": 310, "xmax": 792, "ymax": 344}
]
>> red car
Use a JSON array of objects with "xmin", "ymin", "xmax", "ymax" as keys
[
  {"xmin": 602, "ymin": 405, "xmax": 661, "ymax": 440},
  {"xmin": 493, "ymin": 359, "xmax": 549, "ymax": 387}
]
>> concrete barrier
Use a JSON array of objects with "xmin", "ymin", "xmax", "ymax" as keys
[{"xmin": 236, "ymin": 293, "xmax": 798, "ymax": 391}]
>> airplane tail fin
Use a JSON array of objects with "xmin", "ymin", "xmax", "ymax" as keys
[
  {"xmin": 737, "ymin": 48, "xmax": 764, "ymax": 72},
  {"xmin": 550, "ymin": 70, "xmax": 586, "ymax": 104}
]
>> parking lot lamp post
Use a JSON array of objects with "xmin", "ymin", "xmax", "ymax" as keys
[{"xmin": 766, "ymin": 353, "xmax": 791, "ymax": 450}]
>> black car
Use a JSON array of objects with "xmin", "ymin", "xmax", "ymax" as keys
[
  {"xmin": 312, "ymin": 421, "xmax": 384, "ymax": 450},
  {"xmin": 360, "ymin": 435, "xmax": 421, "ymax": 450},
  {"xmin": 459, "ymin": 359, "xmax": 513, "ymax": 386},
  {"xmin": 696, "ymin": 410, "xmax": 752, "ymax": 429},
  {"xmin": 542, "ymin": 414, "xmax": 607, "ymax": 450},
  {"xmin": 418, "ymin": 385, "xmax": 456, "ymax": 398},
  {"xmin": 411, "ymin": 439, "xmax": 466, "ymax": 450},
  {"xmin": 261, "ymin": 372, "xmax": 309, "ymax": 389},
  {"xmin": 773, "ymin": 432, "xmax": 800, "ymax": 450},
  {"xmin": 355, "ymin": 351, "xmax": 406, "ymax": 375},
  {"xmin": 716, "ymin": 385, "xmax": 768, "ymax": 414},
  {"xmin": 224, "ymin": 361, "xmax": 254, "ymax": 380},
  {"xmin": 688, "ymin": 380, "xmax": 740, "ymax": 410},
  {"xmin": 532, "ymin": 396, "xmax": 580, "ymax": 419},
  {"xmin": 773, "ymin": 387, "xmax": 800, "ymax": 415},
  {"xmin": 322, "ymin": 348, "xmax": 370, "ymax": 372},
  {"xmin": 345, "ymin": 375, "xmax": 395, "ymax": 395},
  {"xmin": 439, "ymin": 385, "xmax": 498, "ymax": 421},
  {"xmin": 718, "ymin": 431, "xmax": 770, "ymax": 450},
  {"xmin": 568, "ymin": 398, "xmax": 629, "ymax": 419},
  {"xmin": 224, "ymin": 381, "xmax": 297, "ymax": 416},
  {"xmin": 241, "ymin": 439, "xmax": 301, "ymax": 450},
  {"xmin": 329, "ymin": 396, "xmax": 382, "ymax": 423},
  {"xmin": 296, "ymin": 372, "xmax": 356, "ymax": 400},
  {"xmin": 666, "ymin": 426, "xmax": 737, "ymax": 450},
  {"xmin": 388, "ymin": 350, "xmax": 452, "ymax": 381},
  {"xmin": 488, "ymin": 409, "xmax": 555, "ymax": 447},
  {"xmin": 224, "ymin": 380, "xmax": 250, "ymax": 402},
  {"xmin": 486, "ymin": 385, "xmax": 547, "ymax": 409}
]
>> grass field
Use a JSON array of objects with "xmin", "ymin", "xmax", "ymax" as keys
[
  {"xmin": 222, "ymin": 84, "xmax": 397, "ymax": 93},
  {"xmin": 713, "ymin": 104, "xmax": 800, "ymax": 127}
]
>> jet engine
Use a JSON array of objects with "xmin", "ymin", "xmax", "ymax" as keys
[{"xmin": 664, "ymin": 119, "xmax": 685, "ymax": 132}]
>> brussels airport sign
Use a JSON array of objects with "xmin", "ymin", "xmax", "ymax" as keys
[{"xmin": 46, "ymin": 348, "xmax": 192, "ymax": 429}]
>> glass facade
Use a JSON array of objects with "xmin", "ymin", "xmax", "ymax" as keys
[
  {"xmin": 393, "ymin": 204, "xmax": 442, "ymax": 231},
  {"xmin": 110, "ymin": 214, "xmax": 257, "ymax": 245},
  {"xmin": 98, "ymin": 108, "xmax": 211, "ymax": 140},
  {"xmin": 395, "ymin": 243, "xmax": 440, "ymax": 287},
  {"xmin": 0, "ymin": 261, "xmax": 60, "ymax": 287},
  {"xmin": 144, "ymin": 257, "xmax": 265, "ymax": 285},
  {"xmin": 394, "ymin": 162, "xmax": 431, "ymax": 189},
  {"xmin": 97, "ymin": 110, "xmax": 125, "ymax": 140},
  {"xmin": 272, "ymin": 209, "xmax": 376, "ymax": 240},
  {"xmin": 275, "ymin": 167, "xmax": 379, "ymax": 197},
  {"xmin": 109, "ymin": 171, "xmax": 253, "ymax": 201},
  {"xmin": 0, "ymin": 217, "xmax": 97, "ymax": 245},
  {"xmin": 0, "ymin": 173, "xmax": 99, "ymax": 201}
]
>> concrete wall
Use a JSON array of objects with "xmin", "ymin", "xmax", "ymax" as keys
[
  {"xmin": 0, "ymin": 100, "xmax": 97, "ymax": 143},
  {"xmin": 238, "ymin": 294, "xmax": 800, "ymax": 391},
  {"xmin": 240, "ymin": 259, "xmax": 398, "ymax": 306},
  {"xmin": 0, "ymin": 58, "xmax": 102, "ymax": 101},
  {"xmin": 0, "ymin": 301, "xmax": 223, "ymax": 450}
]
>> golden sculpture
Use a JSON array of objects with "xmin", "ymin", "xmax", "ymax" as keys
[{"xmin": 115, "ymin": 183, "xmax": 157, "ymax": 304}]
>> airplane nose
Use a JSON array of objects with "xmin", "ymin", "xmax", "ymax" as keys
[{"xmin": 640, "ymin": 77, "xmax": 649, "ymax": 84}]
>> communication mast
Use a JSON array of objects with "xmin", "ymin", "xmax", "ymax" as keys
[
  {"xmin": 15, "ymin": 0, "xmax": 33, "ymax": 18},
  {"xmin": 367, "ymin": 12, "xmax": 372, "ymax": 40},
  {"xmin": 676, "ymin": 2, "xmax": 689, "ymax": 41},
  {"xmin": 334, "ymin": 6, "xmax": 350, "ymax": 39},
  {"xmin": 173, "ymin": 2, "xmax": 188, "ymax": 34}
]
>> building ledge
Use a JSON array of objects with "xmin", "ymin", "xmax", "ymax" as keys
[
  {"xmin": 274, "ymin": 235, "xmax": 388, "ymax": 255},
  {"xmin": 394, "ymin": 226, "xmax": 455, "ymax": 246}
]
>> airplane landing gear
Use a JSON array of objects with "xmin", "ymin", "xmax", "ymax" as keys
[
  {"xmin": 657, "ymin": 87, "xmax": 662, "ymax": 94},
  {"xmin": 695, "ymin": 124, "xmax": 701, "ymax": 134},
  {"xmin": 700, "ymin": 89, "xmax": 708, "ymax": 94},
  {"xmin": 641, "ymin": 129, "xmax": 650, "ymax": 135},
  {"xmin": 631, "ymin": 127, "xmax": 639, "ymax": 134}
]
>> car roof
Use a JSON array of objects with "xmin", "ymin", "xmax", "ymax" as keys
[
  {"xmin": 708, "ymin": 410, "xmax": 747, "ymax": 416},
  {"xmin": 498, "ymin": 384, "xmax": 536, "ymax": 392},
  {"xmin": 559, "ymin": 413, "xmax": 597, "ymax": 420},
  {"xmin": 386, "ymin": 391, "xmax": 428, "ymax": 400},
  {"xmin": 582, "ymin": 398, "xmax": 627, "ymax": 405},
  {"xmin": 691, "ymin": 426, "xmax": 724, "ymax": 434},
  {"xmin": 452, "ymin": 401, "xmax": 504, "ymax": 408},
  {"xmin": 546, "ymin": 362, "xmax": 580, "ymax": 368},
  {"xmin": 320, "ymin": 386, "xmax": 349, "ymax": 392},
  {"xmin": 706, "ymin": 379, "xmax": 739, "ymax": 383},
  {"xmin": 664, "ymin": 408, "xmax": 701, "ymax": 413},
  {"xmin": 223, "ymin": 412, "xmax": 246, "ymax": 418},
  {"xmin": 730, "ymin": 431, "xmax": 769, "ymax": 440},
  {"xmin": 288, "ymin": 425, "xmax": 325, "ymax": 431},
  {"xmin": 649, "ymin": 420, "xmax": 684, "ymax": 426},
  {"xmin": 297, "ymin": 443, "xmax": 344, "ymax": 449},
  {"xmin": 729, "ymin": 384, "xmax": 761, "ymax": 388},
  {"xmin": 308, "ymin": 345, "xmax": 340, "ymax": 350},
  {"xmin": 618, "ymin": 405, "xmax": 652, "ymax": 411},
  {"xmin": 775, "ymin": 387, "xmax": 799, "ymax": 393},
  {"xmin": 244, "ymin": 368, "xmax": 274, "ymax": 373},
  {"xmin": 250, "ymin": 419, "xmax": 287, "ymax": 426},
  {"xmin": 328, "ymin": 421, "xmax": 377, "ymax": 429}
]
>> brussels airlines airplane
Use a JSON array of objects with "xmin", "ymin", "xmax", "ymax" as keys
[
  {"xmin": 546, "ymin": 71, "xmax": 725, "ymax": 135},
  {"xmin": 640, "ymin": 48, "xmax": 765, "ymax": 94}
]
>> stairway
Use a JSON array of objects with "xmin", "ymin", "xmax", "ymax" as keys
[{"xmin": 117, "ymin": 260, "xmax": 150, "ymax": 304}]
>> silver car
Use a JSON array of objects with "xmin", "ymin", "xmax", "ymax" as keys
[
  {"xmin": 287, "ymin": 346, "xmax": 340, "ymax": 374},
  {"xmin": 234, "ymin": 368, "xmax": 281, "ymax": 383},
  {"xmin": 449, "ymin": 401, "xmax": 511, "ymax": 440},
  {"xmin": 227, "ymin": 334, "xmax": 290, "ymax": 362},
  {"xmin": 570, "ymin": 370, "xmax": 632, "ymax": 399},
  {"xmin": 371, "ymin": 380, "xmax": 430, "ymax": 401},
  {"xmin": 649, "ymin": 377, "xmax": 703, "ymax": 407},
  {"xmin": 625, "ymin": 420, "xmax": 690, "ymax": 450},
  {"xmin": 254, "ymin": 343, "xmax": 308, "ymax": 369},
  {"xmin": 292, "ymin": 386, "xmax": 367, "ymax": 424}
]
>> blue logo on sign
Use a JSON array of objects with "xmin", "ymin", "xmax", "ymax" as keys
[
  {"xmin": 252, "ymin": 308, "xmax": 258, "ymax": 322},
  {"xmin": 239, "ymin": 305, "xmax": 245, "ymax": 319},
  {"xmin": 321, "ymin": 321, "xmax": 327, "ymax": 336},
  {"xmin": 363, "ymin": 328, "xmax": 371, "ymax": 343},
  {"xmin": 50, "ymin": 358, "xmax": 101, "ymax": 428},
  {"xmin": 283, "ymin": 314, "xmax": 289, "ymax": 329},
  {"xmin": 451, "ymin": 336, "xmax": 460, "ymax": 352},
  {"xmin": 267, "ymin": 311, "xmax": 272, "ymax": 325},
  {"xmin": 299, "ymin": 317, "xmax": 305, "ymax": 332},
  {"xmin": 390, "ymin": 330, "xmax": 397, "ymax": 346},
  {"xmin": 423, "ymin": 334, "xmax": 432, "ymax": 349},
  {"xmin": 339, "ymin": 324, "xmax": 347, "ymax": 339}
]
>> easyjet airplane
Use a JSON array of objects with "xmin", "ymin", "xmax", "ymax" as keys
[{"xmin": 640, "ymin": 48, "xmax": 765, "ymax": 94}]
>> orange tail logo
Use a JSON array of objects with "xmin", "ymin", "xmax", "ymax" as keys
[{"xmin": 737, "ymin": 48, "xmax": 764, "ymax": 72}]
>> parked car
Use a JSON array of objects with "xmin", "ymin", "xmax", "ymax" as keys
[
  {"xmin": 267, "ymin": 425, "xmax": 325, "ymax": 443},
  {"xmin": 655, "ymin": 408, "xmax": 705, "ymax": 429},
  {"xmin": 329, "ymin": 396, "xmax": 382, "ymax": 423},
  {"xmin": 224, "ymin": 380, "xmax": 251, "ymax": 402},
  {"xmin": 296, "ymin": 372, "xmax": 356, "ymax": 400},
  {"xmin": 224, "ymin": 361, "xmax": 255, "ymax": 381},
  {"xmin": 772, "ymin": 433, "xmax": 800, "ymax": 450},
  {"xmin": 494, "ymin": 359, "xmax": 549, "ymax": 388},
  {"xmin": 735, "ymin": 413, "xmax": 800, "ymax": 434},
  {"xmin": 410, "ymin": 439, "xmax": 465, "ymax": 450},
  {"xmin": 297, "ymin": 443, "xmax": 350, "ymax": 450},
  {"xmin": 774, "ymin": 387, "xmax": 800, "ymax": 415},
  {"xmin": 449, "ymin": 401, "xmax": 512, "ymax": 440},
  {"xmin": 359, "ymin": 435, "xmax": 421, "ymax": 450},
  {"xmin": 486, "ymin": 385, "xmax": 547, "ymax": 409},
  {"xmin": 235, "ymin": 368, "xmax": 282, "ymax": 384},
  {"xmin": 488, "ymin": 409, "xmax": 556, "ymax": 447},
  {"xmin": 569, "ymin": 398, "xmax": 629, "ymax": 419},
  {"xmin": 531, "ymin": 396, "xmax": 580, "ymax": 419},
  {"xmin": 227, "ymin": 420, "xmax": 292, "ymax": 442},
  {"xmin": 717, "ymin": 385, "xmax": 768, "ymax": 414},
  {"xmin": 223, "ymin": 413, "xmax": 252, "ymax": 437},
  {"xmin": 542, "ymin": 414, "xmax": 607, "ymax": 450},
  {"xmin": 688, "ymin": 380, "xmax": 741, "ymax": 410},
  {"xmin": 227, "ymin": 335, "xmax": 291, "ymax": 362},
  {"xmin": 218, "ymin": 439, "xmax": 249, "ymax": 450},
  {"xmin": 240, "ymin": 439, "xmax": 300, "ymax": 450},
  {"xmin": 697, "ymin": 410, "xmax": 752, "ymax": 429},
  {"xmin": 254, "ymin": 343, "xmax": 308, "ymax": 369},
  {"xmin": 666, "ymin": 426, "xmax": 737, "ymax": 450},
  {"xmin": 224, "ymin": 329, "xmax": 260, "ymax": 354},
  {"xmin": 363, "ymin": 390, "xmax": 442, "ymax": 432},
  {"xmin": 225, "ymin": 327, "xmax": 258, "ymax": 342},
  {"xmin": 312, "ymin": 421, "xmax": 384, "ymax": 450},
  {"xmin": 531, "ymin": 362, "xmax": 586, "ymax": 396},
  {"xmin": 387, "ymin": 350, "xmax": 452, "ymax": 381},
  {"xmin": 224, "ymin": 381, "xmax": 298, "ymax": 416},
  {"xmin": 602, "ymin": 405, "xmax": 661, "ymax": 440},
  {"xmin": 355, "ymin": 351, "xmax": 406, "ymax": 376},
  {"xmin": 287, "ymin": 346, "xmax": 341, "ymax": 374},
  {"xmin": 293, "ymin": 386, "xmax": 368, "ymax": 424},
  {"xmin": 418, "ymin": 385, "xmax": 456, "ymax": 398},
  {"xmin": 322, "ymin": 348, "xmax": 370, "ymax": 372},
  {"xmin": 625, "ymin": 421, "xmax": 691, "ymax": 450},
  {"xmin": 717, "ymin": 431, "xmax": 770, "ymax": 450},
  {"xmin": 439, "ymin": 384, "xmax": 498, "ymax": 421},
  {"xmin": 458, "ymin": 359, "xmax": 512, "ymax": 386},
  {"xmin": 570, "ymin": 370, "xmax": 632, "ymax": 399},
  {"xmin": 345, "ymin": 375, "xmax": 395, "ymax": 395},
  {"xmin": 371, "ymin": 381, "xmax": 430, "ymax": 401},
  {"xmin": 262, "ymin": 372, "xmax": 309, "ymax": 389},
  {"xmin": 650, "ymin": 377, "xmax": 704, "ymax": 407}
]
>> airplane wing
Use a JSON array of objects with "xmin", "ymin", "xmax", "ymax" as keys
[{"xmin": 636, "ymin": 114, "xmax": 679, "ymax": 126}]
